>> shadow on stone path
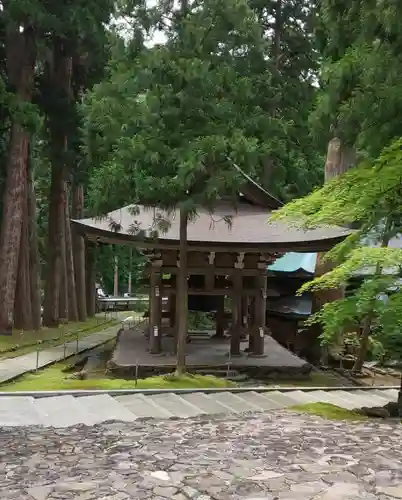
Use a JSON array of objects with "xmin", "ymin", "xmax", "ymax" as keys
[{"xmin": 1, "ymin": 410, "xmax": 402, "ymax": 499}]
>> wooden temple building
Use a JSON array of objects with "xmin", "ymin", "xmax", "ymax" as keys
[
  {"xmin": 72, "ymin": 168, "xmax": 349, "ymax": 365},
  {"xmin": 265, "ymin": 253, "xmax": 316, "ymax": 355}
]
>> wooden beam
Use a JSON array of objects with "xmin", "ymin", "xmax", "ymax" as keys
[
  {"xmin": 142, "ymin": 286, "xmax": 257, "ymax": 296},
  {"xmin": 160, "ymin": 266, "xmax": 261, "ymax": 276}
]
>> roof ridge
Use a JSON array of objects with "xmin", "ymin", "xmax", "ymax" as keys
[{"xmin": 230, "ymin": 161, "xmax": 283, "ymax": 209}]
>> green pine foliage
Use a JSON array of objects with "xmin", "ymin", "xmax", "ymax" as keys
[
  {"xmin": 250, "ymin": 0, "xmax": 324, "ymax": 199},
  {"xmin": 83, "ymin": 0, "xmax": 324, "ymax": 216},
  {"xmin": 84, "ymin": 0, "xmax": 278, "ymax": 217}
]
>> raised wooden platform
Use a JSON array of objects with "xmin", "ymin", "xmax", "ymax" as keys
[{"xmin": 109, "ymin": 328, "xmax": 311, "ymax": 379}]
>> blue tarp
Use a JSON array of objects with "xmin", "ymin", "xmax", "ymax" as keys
[{"xmin": 268, "ymin": 252, "xmax": 317, "ymax": 274}]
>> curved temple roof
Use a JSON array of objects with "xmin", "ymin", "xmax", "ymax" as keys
[
  {"xmin": 72, "ymin": 167, "xmax": 350, "ymax": 252},
  {"xmin": 72, "ymin": 202, "xmax": 351, "ymax": 252}
]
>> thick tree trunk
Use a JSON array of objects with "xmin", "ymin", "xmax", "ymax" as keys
[
  {"xmin": 175, "ymin": 0, "xmax": 189, "ymax": 373},
  {"xmin": 0, "ymin": 26, "xmax": 35, "ymax": 334},
  {"xmin": 43, "ymin": 164, "xmax": 65, "ymax": 326},
  {"xmin": 72, "ymin": 183, "xmax": 87, "ymax": 321},
  {"xmin": 399, "ymin": 373, "xmax": 402, "ymax": 417},
  {"xmin": 273, "ymin": 0, "xmax": 282, "ymax": 71},
  {"xmin": 13, "ymin": 171, "xmax": 33, "ymax": 330},
  {"xmin": 324, "ymin": 137, "xmax": 355, "ymax": 182},
  {"xmin": 261, "ymin": 0, "xmax": 281, "ymax": 193},
  {"xmin": 311, "ymin": 137, "xmax": 356, "ymax": 363},
  {"xmin": 43, "ymin": 40, "xmax": 72, "ymax": 327},
  {"xmin": 65, "ymin": 186, "xmax": 78, "ymax": 321},
  {"xmin": 113, "ymin": 255, "xmax": 119, "ymax": 296},
  {"xmin": 175, "ymin": 208, "xmax": 188, "ymax": 376},
  {"xmin": 352, "ymin": 230, "xmax": 390, "ymax": 373},
  {"xmin": 86, "ymin": 243, "xmax": 96, "ymax": 317},
  {"xmin": 128, "ymin": 247, "xmax": 132, "ymax": 295},
  {"xmin": 352, "ymin": 315, "xmax": 371, "ymax": 373},
  {"xmin": 27, "ymin": 160, "xmax": 42, "ymax": 330},
  {"xmin": 58, "ymin": 184, "xmax": 68, "ymax": 321}
]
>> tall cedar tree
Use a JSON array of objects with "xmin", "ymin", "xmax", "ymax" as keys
[
  {"xmin": 302, "ymin": 0, "xmax": 364, "ymax": 361},
  {"xmin": 84, "ymin": 0, "xmax": 276, "ymax": 372},
  {"xmin": 250, "ymin": 0, "xmax": 323, "ymax": 200},
  {"xmin": 42, "ymin": 0, "xmax": 113, "ymax": 326},
  {"xmin": 0, "ymin": 0, "xmax": 113, "ymax": 332},
  {"xmin": 0, "ymin": 14, "xmax": 36, "ymax": 334}
]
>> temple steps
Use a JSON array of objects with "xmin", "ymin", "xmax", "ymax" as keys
[{"xmin": 0, "ymin": 388, "xmax": 399, "ymax": 427}]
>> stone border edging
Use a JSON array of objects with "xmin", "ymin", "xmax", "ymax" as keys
[{"xmin": 0, "ymin": 384, "xmax": 399, "ymax": 398}]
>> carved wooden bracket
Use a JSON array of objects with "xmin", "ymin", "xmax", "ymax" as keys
[{"xmin": 235, "ymin": 252, "xmax": 245, "ymax": 269}]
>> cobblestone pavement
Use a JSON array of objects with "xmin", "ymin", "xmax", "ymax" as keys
[{"xmin": 1, "ymin": 411, "xmax": 402, "ymax": 500}]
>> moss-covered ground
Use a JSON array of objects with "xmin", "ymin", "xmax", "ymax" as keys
[
  {"xmin": 0, "ymin": 360, "xmax": 235, "ymax": 391},
  {"xmin": 290, "ymin": 402, "xmax": 367, "ymax": 421}
]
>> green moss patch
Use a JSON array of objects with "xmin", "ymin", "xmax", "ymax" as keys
[
  {"xmin": 290, "ymin": 402, "xmax": 367, "ymax": 421},
  {"xmin": 0, "ymin": 362, "xmax": 235, "ymax": 391}
]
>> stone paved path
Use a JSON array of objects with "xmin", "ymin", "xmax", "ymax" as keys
[
  {"xmin": 1, "ymin": 411, "xmax": 402, "ymax": 499},
  {"xmin": 0, "ymin": 322, "xmax": 119, "ymax": 384}
]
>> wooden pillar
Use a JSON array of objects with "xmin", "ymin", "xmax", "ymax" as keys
[
  {"xmin": 206, "ymin": 251, "xmax": 215, "ymax": 290},
  {"xmin": 149, "ymin": 259, "xmax": 163, "ymax": 354},
  {"xmin": 169, "ymin": 293, "xmax": 176, "ymax": 328},
  {"xmin": 252, "ymin": 260, "xmax": 267, "ymax": 356},
  {"xmin": 241, "ymin": 295, "xmax": 249, "ymax": 339},
  {"xmin": 230, "ymin": 254, "xmax": 244, "ymax": 356},
  {"xmin": 248, "ymin": 296, "xmax": 256, "ymax": 352},
  {"xmin": 241, "ymin": 296, "xmax": 248, "ymax": 327},
  {"xmin": 215, "ymin": 295, "xmax": 225, "ymax": 337}
]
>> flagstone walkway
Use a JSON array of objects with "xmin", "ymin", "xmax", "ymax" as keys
[
  {"xmin": 1, "ymin": 411, "xmax": 402, "ymax": 500},
  {"xmin": 0, "ymin": 323, "xmax": 120, "ymax": 384}
]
